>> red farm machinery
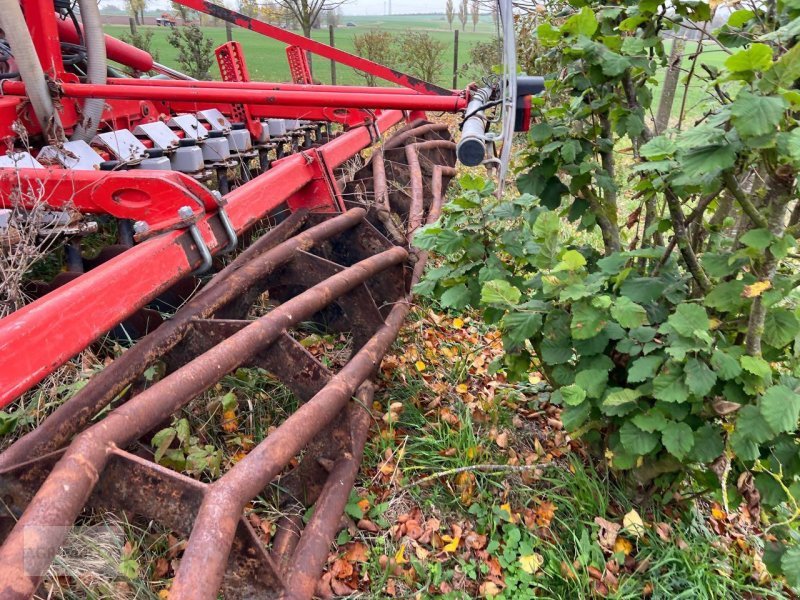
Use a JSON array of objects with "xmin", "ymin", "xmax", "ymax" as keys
[{"xmin": 0, "ymin": 1, "xmax": 540, "ymax": 597}]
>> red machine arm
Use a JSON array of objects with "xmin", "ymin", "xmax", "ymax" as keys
[{"xmin": 172, "ymin": 0, "xmax": 455, "ymax": 95}]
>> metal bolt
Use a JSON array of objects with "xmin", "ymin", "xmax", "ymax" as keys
[
  {"xmin": 133, "ymin": 221, "xmax": 149, "ymax": 235},
  {"xmin": 178, "ymin": 206, "xmax": 194, "ymax": 221}
]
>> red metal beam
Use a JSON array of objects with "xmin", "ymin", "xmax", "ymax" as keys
[
  {"xmin": 0, "ymin": 82, "xmax": 467, "ymax": 112},
  {"xmin": 106, "ymin": 78, "xmax": 431, "ymax": 95},
  {"xmin": 0, "ymin": 169, "xmax": 217, "ymax": 232},
  {"xmin": 171, "ymin": 0, "xmax": 453, "ymax": 95},
  {"xmin": 0, "ymin": 110, "xmax": 405, "ymax": 407}
]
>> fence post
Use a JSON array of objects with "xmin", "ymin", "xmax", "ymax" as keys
[
  {"xmin": 329, "ymin": 25, "xmax": 337, "ymax": 85},
  {"xmin": 226, "ymin": 21, "xmax": 233, "ymax": 42},
  {"xmin": 129, "ymin": 17, "xmax": 137, "ymax": 36},
  {"xmin": 452, "ymin": 29, "xmax": 459, "ymax": 89}
]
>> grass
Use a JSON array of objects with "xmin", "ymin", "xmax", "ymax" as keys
[{"xmin": 104, "ymin": 14, "xmax": 496, "ymax": 87}]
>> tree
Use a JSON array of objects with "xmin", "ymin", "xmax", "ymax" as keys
[
  {"xmin": 445, "ymin": 0, "xmax": 455, "ymax": 30},
  {"xmin": 127, "ymin": 0, "xmax": 145, "ymax": 25},
  {"xmin": 458, "ymin": 0, "xmax": 468, "ymax": 31},
  {"xmin": 655, "ymin": 36, "xmax": 686, "ymax": 134},
  {"xmin": 471, "ymin": 0, "xmax": 479, "ymax": 31},
  {"xmin": 353, "ymin": 30, "xmax": 398, "ymax": 86},
  {"xmin": 274, "ymin": 0, "xmax": 350, "ymax": 38},
  {"xmin": 416, "ymin": 0, "xmax": 800, "ymax": 585},
  {"xmin": 325, "ymin": 6, "xmax": 341, "ymax": 28},
  {"xmin": 168, "ymin": 24, "xmax": 214, "ymax": 79},
  {"xmin": 398, "ymin": 31, "xmax": 445, "ymax": 83}
]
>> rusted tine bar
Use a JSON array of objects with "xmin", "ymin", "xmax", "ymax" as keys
[
  {"xmin": 0, "ymin": 209, "xmax": 365, "ymax": 468},
  {"xmin": 0, "ymin": 244, "xmax": 407, "ymax": 599},
  {"xmin": 279, "ymin": 159, "xmax": 455, "ymax": 600},
  {"xmin": 405, "ymin": 141, "xmax": 456, "ymax": 238},
  {"xmin": 168, "ymin": 277, "xmax": 414, "ymax": 600},
  {"xmin": 282, "ymin": 385, "xmax": 374, "ymax": 600},
  {"xmin": 405, "ymin": 144, "xmax": 425, "ymax": 238},
  {"xmin": 383, "ymin": 122, "xmax": 450, "ymax": 150}
]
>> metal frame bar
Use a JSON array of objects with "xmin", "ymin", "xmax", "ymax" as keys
[
  {"xmin": 1, "ymin": 81, "xmax": 467, "ymax": 112},
  {"xmin": 0, "ymin": 110, "xmax": 405, "ymax": 407},
  {"xmin": 172, "ymin": 0, "xmax": 453, "ymax": 95}
]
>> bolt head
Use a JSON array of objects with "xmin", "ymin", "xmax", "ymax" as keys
[
  {"xmin": 178, "ymin": 206, "xmax": 194, "ymax": 220},
  {"xmin": 133, "ymin": 221, "xmax": 149, "ymax": 234}
]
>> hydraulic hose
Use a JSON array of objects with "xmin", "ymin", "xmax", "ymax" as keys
[
  {"xmin": 0, "ymin": 0, "xmax": 64, "ymax": 141},
  {"xmin": 71, "ymin": 0, "xmax": 107, "ymax": 141}
]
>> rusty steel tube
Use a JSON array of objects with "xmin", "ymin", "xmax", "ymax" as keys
[
  {"xmin": 383, "ymin": 122, "xmax": 450, "ymax": 150},
  {"xmin": 405, "ymin": 144, "xmax": 425, "ymax": 238},
  {"xmin": 0, "ymin": 243, "xmax": 407, "ymax": 600},
  {"xmin": 168, "ymin": 274, "xmax": 414, "ymax": 600},
  {"xmin": 282, "ymin": 386, "xmax": 373, "ymax": 600},
  {"xmin": 0, "ymin": 209, "xmax": 371, "ymax": 469}
]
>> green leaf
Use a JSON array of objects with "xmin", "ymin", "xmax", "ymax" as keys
[
  {"xmin": 619, "ymin": 277, "xmax": 667, "ymax": 303},
  {"xmin": 562, "ymin": 6, "xmax": 598, "ymax": 37},
  {"xmin": 731, "ymin": 91, "xmax": 787, "ymax": 138},
  {"xmin": 632, "ymin": 411, "xmax": 668, "ymax": 433},
  {"xmin": 763, "ymin": 308, "xmax": 800, "ymax": 348},
  {"xmin": 711, "ymin": 349, "xmax": 742, "ymax": 380},
  {"xmin": 736, "ymin": 405, "xmax": 775, "ymax": 444},
  {"xmin": 152, "ymin": 427, "xmax": 177, "ymax": 464},
  {"xmin": 561, "ymin": 401, "xmax": 592, "ymax": 431},
  {"xmin": 619, "ymin": 421, "xmax": 660, "ymax": 455},
  {"xmin": 529, "ymin": 122, "xmax": 553, "ymax": 142},
  {"xmin": 571, "ymin": 302, "xmax": 607, "ymax": 340},
  {"xmin": 653, "ymin": 363, "xmax": 691, "ymax": 403},
  {"xmin": 759, "ymin": 385, "xmax": 800, "ymax": 433},
  {"xmin": 781, "ymin": 545, "xmax": 800, "ymax": 588},
  {"xmin": 725, "ymin": 43, "xmax": 773, "ymax": 73},
  {"xmin": 611, "ymin": 296, "xmax": 648, "ymax": 329},
  {"xmin": 684, "ymin": 358, "xmax": 717, "ymax": 397},
  {"xmin": 481, "ymin": 280, "xmax": 521, "ymax": 306},
  {"xmin": 603, "ymin": 388, "xmax": 642, "ymax": 407},
  {"xmin": 553, "ymin": 249, "xmax": 587, "ymax": 272},
  {"xmin": 640, "ymin": 136, "xmax": 677, "ymax": 160},
  {"xmin": 667, "ymin": 304, "xmax": 709, "ymax": 339},
  {"xmin": 741, "ymin": 355, "xmax": 772, "ymax": 379},
  {"xmin": 540, "ymin": 338, "xmax": 573, "ymax": 365},
  {"xmin": 677, "ymin": 144, "xmax": 738, "ymax": 180},
  {"xmin": 728, "ymin": 9, "xmax": 755, "ymax": 27},
  {"xmin": 536, "ymin": 22, "xmax": 562, "ymax": 46},
  {"xmin": 705, "ymin": 280, "xmax": 746, "ymax": 312},
  {"xmin": 575, "ymin": 368, "xmax": 608, "ymax": 399},
  {"xmin": 627, "ymin": 355, "xmax": 665, "ymax": 383},
  {"xmin": 662, "ymin": 422, "xmax": 695, "ymax": 460},
  {"xmin": 440, "ymin": 284, "xmax": 472, "ymax": 309},
  {"xmin": 690, "ymin": 425, "xmax": 724, "ymax": 462},
  {"xmin": 561, "ymin": 384, "xmax": 587, "ymax": 406},
  {"xmin": 221, "ymin": 392, "xmax": 237, "ymax": 412},
  {"xmin": 502, "ymin": 311, "xmax": 543, "ymax": 346},
  {"xmin": 740, "ymin": 228, "xmax": 774, "ymax": 250}
]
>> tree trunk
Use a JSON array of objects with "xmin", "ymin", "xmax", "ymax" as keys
[{"xmin": 655, "ymin": 37, "xmax": 685, "ymax": 134}]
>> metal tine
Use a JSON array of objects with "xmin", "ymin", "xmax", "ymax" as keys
[
  {"xmin": 0, "ymin": 243, "xmax": 407, "ymax": 599},
  {"xmin": 0, "ymin": 208, "xmax": 367, "ymax": 468}
]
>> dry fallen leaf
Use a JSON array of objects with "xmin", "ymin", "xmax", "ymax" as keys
[
  {"xmin": 742, "ymin": 280, "xmax": 771, "ymax": 298},
  {"xmin": 415, "ymin": 360, "xmax": 426, "ymax": 372},
  {"xmin": 495, "ymin": 431, "xmax": 509, "ymax": 449},
  {"xmin": 479, "ymin": 580, "xmax": 502, "ymax": 597},
  {"xmin": 595, "ymin": 517, "xmax": 621, "ymax": 551},
  {"xmin": 613, "ymin": 537, "xmax": 633, "ymax": 556},
  {"xmin": 394, "ymin": 543, "xmax": 408, "ymax": 564},
  {"xmin": 519, "ymin": 553, "xmax": 543, "ymax": 574},
  {"xmin": 441, "ymin": 534, "xmax": 460, "ymax": 553},
  {"xmin": 622, "ymin": 509, "xmax": 646, "ymax": 538}
]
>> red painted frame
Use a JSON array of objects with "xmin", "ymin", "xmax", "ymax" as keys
[{"xmin": 0, "ymin": 110, "xmax": 405, "ymax": 407}]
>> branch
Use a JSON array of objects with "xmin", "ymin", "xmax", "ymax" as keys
[
  {"xmin": 653, "ymin": 189, "xmax": 719, "ymax": 275},
  {"xmin": 723, "ymin": 171, "xmax": 769, "ymax": 229},
  {"xmin": 664, "ymin": 188, "xmax": 712, "ymax": 293}
]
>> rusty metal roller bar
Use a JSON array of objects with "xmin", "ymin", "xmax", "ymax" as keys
[
  {"xmin": 0, "ymin": 243, "xmax": 407, "ymax": 600},
  {"xmin": 168, "ymin": 280, "xmax": 414, "ymax": 599},
  {"xmin": 0, "ymin": 208, "xmax": 368, "ymax": 469}
]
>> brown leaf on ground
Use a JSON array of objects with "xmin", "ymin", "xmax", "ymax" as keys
[
  {"xmin": 344, "ymin": 542, "xmax": 369, "ymax": 563},
  {"xmin": 357, "ymin": 519, "xmax": 380, "ymax": 533},
  {"xmin": 330, "ymin": 558, "xmax": 354, "ymax": 580},
  {"xmin": 595, "ymin": 517, "xmax": 621, "ymax": 552}
]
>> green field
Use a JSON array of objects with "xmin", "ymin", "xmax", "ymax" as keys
[{"xmin": 104, "ymin": 14, "xmax": 496, "ymax": 87}]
